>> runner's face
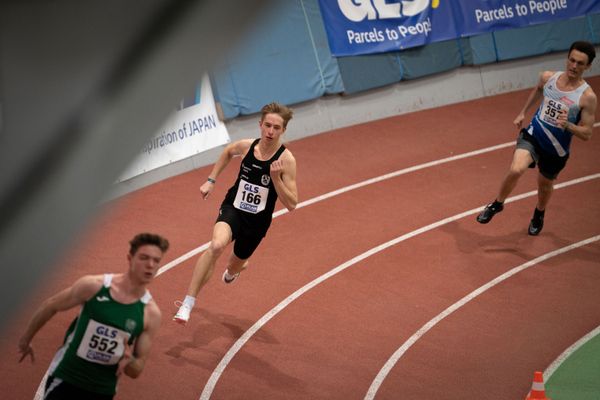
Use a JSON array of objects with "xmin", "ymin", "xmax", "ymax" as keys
[
  {"xmin": 128, "ymin": 244, "xmax": 163, "ymax": 283},
  {"xmin": 566, "ymin": 49, "xmax": 590, "ymax": 79},
  {"xmin": 259, "ymin": 113, "xmax": 285, "ymax": 143}
]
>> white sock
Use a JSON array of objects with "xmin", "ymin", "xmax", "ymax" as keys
[{"xmin": 183, "ymin": 295, "xmax": 196, "ymax": 308}]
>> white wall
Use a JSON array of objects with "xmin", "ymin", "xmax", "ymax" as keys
[{"xmin": 107, "ymin": 48, "xmax": 600, "ymax": 200}]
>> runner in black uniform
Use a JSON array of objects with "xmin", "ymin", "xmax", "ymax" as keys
[
  {"xmin": 174, "ymin": 102, "xmax": 298, "ymax": 325},
  {"xmin": 217, "ymin": 138, "xmax": 287, "ymax": 259}
]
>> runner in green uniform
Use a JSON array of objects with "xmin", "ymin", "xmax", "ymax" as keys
[{"xmin": 18, "ymin": 233, "xmax": 169, "ymax": 399}]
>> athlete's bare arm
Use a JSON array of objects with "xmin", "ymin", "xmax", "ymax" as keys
[
  {"xmin": 562, "ymin": 87, "xmax": 597, "ymax": 141},
  {"xmin": 120, "ymin": 300, "xmax": 161, "ymax": 378},
  {"xmin": 200, "ymin": 139, "xmax": 254, "ymax": 199},
  {"xmin": 18, "ymin": 275, "xmax": 103, "ymax": 362},
  {"xmin": 270, "ymin": 149, "xmax": 298, "ymax": 211},
  {"xmin": 513, "ymin": 71, "xmax": 553, "ymax": 129}
]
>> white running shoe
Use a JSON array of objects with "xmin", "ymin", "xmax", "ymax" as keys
[
  {"xmin": 222, "ymin": 269, "xmax": 240, "ymax": 284},
  {"xmin": 173, "ymin": 301, "xmax": 192, "ymax": 325}
]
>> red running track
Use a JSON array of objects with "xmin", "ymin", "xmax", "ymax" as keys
[{"xmin": 2, "ymin": 77, "xmax": 600, "ymax": 400}]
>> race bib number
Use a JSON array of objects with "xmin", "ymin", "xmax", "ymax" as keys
[
  {"xmin": 540, "ymin": 98, "xmax": 567, "ymax": 127},
  {"xmin": 76, "ymin": 319, "xmax": 131, "ymax": 365},
  {"xmin": 233, "ymin": 179, "xmax": 269, "ymax": 214}
]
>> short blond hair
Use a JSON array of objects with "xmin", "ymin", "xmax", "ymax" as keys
[{"xmin": 260, "ymin": 102, "xmax": 293, "ymax": 128}]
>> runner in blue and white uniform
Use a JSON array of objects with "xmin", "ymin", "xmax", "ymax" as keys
[
  {"xmin": 174, "ymin": 102, "xmax": 298, "ymax": 325},
  {"xmin": 477, "ymin": 41, "xmax": 597, "ymax": 235}
]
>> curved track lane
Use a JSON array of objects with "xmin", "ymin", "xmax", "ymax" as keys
[{"xmin": 1, "ymin": 78, "xmax": 599, "ymax": 400}]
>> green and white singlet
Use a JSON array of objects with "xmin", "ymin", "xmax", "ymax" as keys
[{"xmin": 48, "ymin": 274, "xmax": 150, "ymax": 395}]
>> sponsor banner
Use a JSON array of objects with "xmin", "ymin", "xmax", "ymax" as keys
[
  {"xmin": 455, "ymin": 0, "xmax": 600, "ymax": 36},
  {"xmin": 318, "ymin": 0, "xmax": 457, "ymax": 56},
  {"xmin": 118, "ymin": 74, "xmax": 230, "ymax": 181},
  {"xmin": 318, "ymin": 0, "xmax": 600, "ymax": 57}
]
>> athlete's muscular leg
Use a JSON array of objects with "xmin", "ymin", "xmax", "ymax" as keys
[
  {"xmin": 536, "ymin": 172, "xmax": 554, "ymax": 211},
  {"xmin": 186, "ymin": 222, "xmax": 232, "ymax": 297},
  {"xmin": 225, "ymin": 252, "xmax": 249, "ymax": 275},
  {"xmin": 496, "ymin": 149, "xmax": 534, "ymax": 202}
]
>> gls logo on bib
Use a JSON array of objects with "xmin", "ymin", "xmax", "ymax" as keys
[{"xmin": 337, "ymin": 0, "xmax": 430, "ymax": 22}]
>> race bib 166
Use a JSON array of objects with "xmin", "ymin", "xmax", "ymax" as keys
[{"xmin": 233, "ymin": 179, "xmax": 269, "ymax": 214}]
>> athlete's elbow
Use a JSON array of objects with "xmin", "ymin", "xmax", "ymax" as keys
[
  {"xmin": 124, "ymin": 367, "xmax": 142, "ymax": 379},
  {"xmin": 579, "ymin": 131, "xmax": 592, "ymax": 141},
  {"xmin": 285, "ymin": 198, "xmax": 298, "ymax": 211},
  {"xmin": 124, "ymin": 358, "xmax": 145, "ymax": 379}
]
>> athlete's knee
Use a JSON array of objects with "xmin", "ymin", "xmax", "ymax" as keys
[
  {"xmin": 538, "ymin": 180, "xmax": 554, "ymax": 196},
  {"xmin": 509, "ymin": 150, "xmax": 533, "ymax": 176},
  {"xmin": 508, "ymin": 164, "xmax": 528, "ymax": 177},
  {"xmin": 207, "ymin": 240, "xmax": 228, "ymax": 257}
]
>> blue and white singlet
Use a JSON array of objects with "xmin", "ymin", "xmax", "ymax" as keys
[{"xmin": 527, "ymin": 71, "xmax": 589, "ymax": 157}]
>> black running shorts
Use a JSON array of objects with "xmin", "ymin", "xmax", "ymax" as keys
[
  {"xmin": 216, "ymin": 204, "xmax": 265, "ymax": 260},
  {"xmin": 516, "ymin": 129, "xmax": 569, "ymax": 180},
  {"xmin": 44, "ymin": 376, "xmax": 114, "ymax": 400}
]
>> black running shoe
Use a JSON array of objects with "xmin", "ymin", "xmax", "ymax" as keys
[
  {"xmin": 476, "ymin": 202, "xmax": 504, "ymax": 224},
  {"xmin": 528, "ymin": 209, "xmax": 544, "ymax": 236}
]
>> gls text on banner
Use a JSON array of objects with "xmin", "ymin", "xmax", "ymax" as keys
[
  {"xmin": 318, "ymin": 0, "xmax": 457, "ymax": 56},
  {"xmin": 118, "ymin": 75, "xmax": 230, "ymax": 181},
  {"xmin": 317, "ymin": 0, "xmax": 600, "ymax": 57}
]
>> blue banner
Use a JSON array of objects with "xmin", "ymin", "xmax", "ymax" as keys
[
  {"xmin": 318, "ymin": 0, "xmax": 600, "ymax": 56},
  {"xmin": 456, "ymin": 0, "xmax": 600, "ymax": 36}
]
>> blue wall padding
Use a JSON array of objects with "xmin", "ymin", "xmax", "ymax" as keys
[{"xmin": 209, "ymin": 0, "xmax": 599, "ymax": 120}]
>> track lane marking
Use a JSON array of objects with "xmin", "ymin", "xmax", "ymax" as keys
[
  {"xmin": 544, "ymin": 325, "xmax": 600, "ymax": 382},
  {"xmin": 157, "ymin": 141, "xmax": 515, "ymax": 276},
  {"xmin": 161, "ymin": 119, "xmax": 599, "ymax": 277},
  {"xmin": 365, "ymin": 235, "xmax": 600, "ymax": 399},
  {"xmin": 30, "ymin": 139, "xmax": 517, "ymax": 400},
  {"xmin": 200, "ymin": 173, "xmax": 600, "ymax": 400},
  {"xmin": 34, "ymin": 123, "xmax": 600, "ymax": 399}
]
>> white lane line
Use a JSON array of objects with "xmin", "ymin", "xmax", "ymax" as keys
[
  {"xmin": 365, "ymin": 235, "xmax": 600, "ymax": 400},
  {"xmin": 544, "ymin": 324, "xmax": 600, "ymax": 382},
  {"xmin": 32, "ymin": 140, "xmax": 516, "ymax": 400},
  {"xmin": 163, "ymin": 122, "xmax": 600, "ymax": 276},
  {"xmin": 165, "ymin": 120, "xmax": 599, "ymax": 276},
  {"xmin": 199, "ymin": 173, "xmax": 600, "ymax": 400},
  {"xmin": 157, "ymin": 141, "xmax": 514, "ymax": 276},
  {"xmin": 33, "ymin": 126, "xmax": 600, "ymax": 399},
  {"xmin": 271, "ymin": 142, "xmax": 515, "ymax": 217}
]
